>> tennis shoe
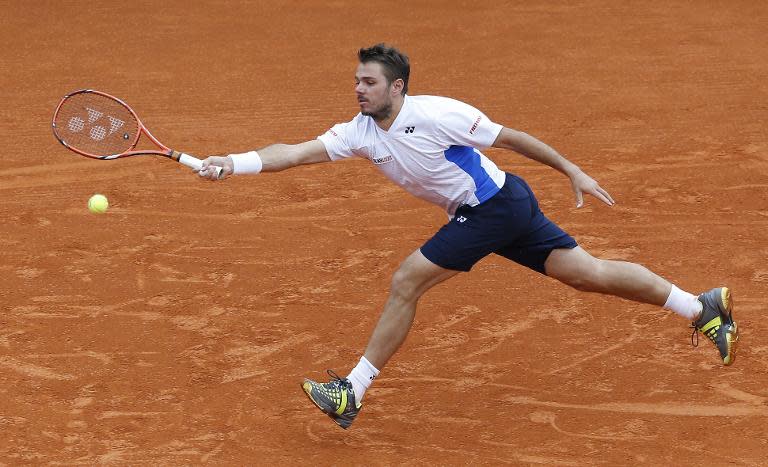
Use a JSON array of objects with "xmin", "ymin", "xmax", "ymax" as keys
[
  {"xmin": 692, "ymin": 287, "xmax": 738, "ymax": 365},
  {"xmin": 301, "ymin": 370, "xmax": 361, "ymax": 429}
]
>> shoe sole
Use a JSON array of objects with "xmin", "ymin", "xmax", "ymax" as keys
[
  {"xmin": 720, "ymin": 287, "xmax": 739, "ymax": 366},
  {"xmin": 725, "ymin": 321, "xmax": 738, "ymax": 366}
]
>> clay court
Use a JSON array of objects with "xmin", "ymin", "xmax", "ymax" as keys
[{"xmin": 2, "ymin": 1, "xmax": 767, "ymax": 464}]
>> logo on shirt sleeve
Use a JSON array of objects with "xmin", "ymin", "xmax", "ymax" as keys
[
  {"xmin": 327, "ymin": 129, "xmax": 338, "ymax": 137},
  {"xmin": 469, "ymin": 116, "xmax": 482, "ymax": 135},
  {"xmin": 372, "ymin": 155, "xmax": 393, "ymax": 164}
]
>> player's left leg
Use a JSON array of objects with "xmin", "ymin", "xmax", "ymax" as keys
[
  {"xmin": 544, "ymin": 246, "xmax": 738, "ymax": 365},
  {"xmin": 544, "ymin": 246, "xmax": 671, "ymax": 305}
]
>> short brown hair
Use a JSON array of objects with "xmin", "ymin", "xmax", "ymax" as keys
[{"xmin": 358, "ymin": 44, "xmax": 410, "ymax": 95}]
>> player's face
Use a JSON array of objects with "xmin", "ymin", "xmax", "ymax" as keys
[{"xmin": 355, "ymin": 62, "xmax": 394, "ymax": 120}]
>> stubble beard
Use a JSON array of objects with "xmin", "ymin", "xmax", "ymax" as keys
[{"xmin": 362, "ymin": 101, "xmax": 392, "ymax": 122}]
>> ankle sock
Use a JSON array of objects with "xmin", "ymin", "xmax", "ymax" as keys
[
  {"xmin": 663, "ymin": 285, "xmax": 702, "ymax": 320},
  {"xmin": 347, "ymin": 356, "xmax": 379, "ymax": 403}
]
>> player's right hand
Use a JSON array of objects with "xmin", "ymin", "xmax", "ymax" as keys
[{"xmin": 199, "ymin": 155, "xmax": 233, "ymax": 180}]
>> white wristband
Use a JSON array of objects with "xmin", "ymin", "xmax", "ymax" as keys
[{"xmin": 230, "ymin": 151, "xmax": 263, "ymax": 174}]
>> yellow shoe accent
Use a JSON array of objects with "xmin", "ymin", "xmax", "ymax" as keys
[
  {"xmin": 721, "ymin": 287, "xmax": 731, "ymax": 311},
  {"xmin": 335, "ymin": 387, "xmax": 347, "ymax": 415},
  {"xmin": 700, "ymin": 316, "xmax": 722, "ymax": 336}
]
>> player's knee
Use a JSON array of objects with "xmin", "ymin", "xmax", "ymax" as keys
[
  {"xmin": 389, "ymin": 267, "xmax": 421, "ymax": 302},
  {"xmin": 556, "ymin": 258, "xmax": 605, "ymax": 292},
  {"xmin": 560, "ymin": 273, "xmax": 589, "ymax": 291}
]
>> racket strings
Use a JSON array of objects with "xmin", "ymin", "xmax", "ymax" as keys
[{"xmin": 53, "ymin": 92, "xmax": 139, "ymax": 157}]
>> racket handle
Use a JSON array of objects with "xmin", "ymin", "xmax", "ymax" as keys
[{"xmin": 172, "ymin": 151, "xmax": 223, "ymax": 178}]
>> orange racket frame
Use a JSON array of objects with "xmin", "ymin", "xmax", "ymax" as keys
[{"xmin": 52, "ymin": 89, "xmax": 220, "ymax": 176}]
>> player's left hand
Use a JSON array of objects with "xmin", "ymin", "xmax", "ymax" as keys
[{"xmin": 570, "ymin": 170, "xmax": 615, "ymax": 208}]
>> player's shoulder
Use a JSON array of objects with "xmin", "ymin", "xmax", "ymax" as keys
[
  {"xmin": 332, "ymin": 112, "xmax": 374, "ymax": 134},
  {"xmin": 323, "ymin": 112, "xmax": 378, "ymax": 151},
  {"xmin": 408, "ymin": 95, "xmax": 479, "ymax": 116},
  {"xmin": 408, "ymin": 94, "xmax": 466, "ymax": 108}
]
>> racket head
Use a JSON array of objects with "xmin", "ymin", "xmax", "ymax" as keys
[{"xmin": 52, "ymin": 89, "xmax": 152, "ymax": 159}]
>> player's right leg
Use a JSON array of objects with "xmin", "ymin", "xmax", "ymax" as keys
[
  {"xmin": 362, "ymin": 249, "xmax": 460, "ymax": 370},
  {"xmin": 302, "ymin": 249, "xmax": 458, "ymax": 429},
  {"xmin": 302, "ymin": 177, "xmax": 544, "ymax": 429}
]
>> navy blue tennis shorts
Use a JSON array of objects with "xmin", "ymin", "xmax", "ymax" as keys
[{"xmin": 420, "ymin": 173, "xmax": 577, "ymax": 274}]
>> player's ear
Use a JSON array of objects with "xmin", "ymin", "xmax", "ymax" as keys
[{"xmin": 391, "ymin": 78, "xmax": 405, "ymax": 96}]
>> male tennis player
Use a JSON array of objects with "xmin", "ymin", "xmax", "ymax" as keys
[{"xmin": 199, "ymin": 44, "xmax": 738, "ymax": 430}]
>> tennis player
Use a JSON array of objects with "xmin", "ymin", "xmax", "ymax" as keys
[{"xmin": 198, "ymin": 44, "xmax": 738, "ymax": 430}]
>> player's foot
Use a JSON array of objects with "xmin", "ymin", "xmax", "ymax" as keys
[
  {"xmin": 301, "ymin": 370, "xmax": 361, "ymax": 429},
  {"xmin": 692, "ymin": 287, "xmax": 738, "ymax": 365}
]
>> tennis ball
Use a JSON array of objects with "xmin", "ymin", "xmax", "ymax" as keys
[{"xmin": 88, "ymin": 194, "xmax": 109, "ymax": 214}]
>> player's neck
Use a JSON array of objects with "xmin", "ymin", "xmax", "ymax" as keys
[{"xmin": 374, "ymin": 95, "xmax": 405, "ymax": 131}]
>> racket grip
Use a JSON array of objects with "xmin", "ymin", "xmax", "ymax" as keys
[{"xmin": 173, "ymin": 151, "xmax": 223, "ymax": 178}]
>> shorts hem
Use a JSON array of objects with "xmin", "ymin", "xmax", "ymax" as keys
[{"xmin": 419, "ymin": 247, "xmax": 473, "ymax": 272}]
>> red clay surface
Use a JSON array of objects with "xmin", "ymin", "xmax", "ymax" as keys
[{"xmin": 2, "ymin": 1, "xmax": 767, "ymax": 465}]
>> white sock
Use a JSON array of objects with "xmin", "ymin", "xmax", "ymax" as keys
[
  {"xmin": 347, "ymin": 356, "xmax": 379, "ymax": 403},
  {"xmin": 663, "ymin": 285, "xmax": 702, "ymax": 320}
]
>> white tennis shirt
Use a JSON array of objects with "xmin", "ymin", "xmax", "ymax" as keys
[{"xmin": 317, "ymin": 95, "xmax": 506, "ymax": 215}]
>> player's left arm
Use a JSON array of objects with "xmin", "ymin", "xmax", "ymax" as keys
[{"xmin": 492, "ymin": 127, "xmax": 615, "ymax": 208}]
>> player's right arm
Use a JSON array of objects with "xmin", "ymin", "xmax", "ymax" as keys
[{"xmin": 198, "ymin": 139, "xmax": 331, "ymax": 179}]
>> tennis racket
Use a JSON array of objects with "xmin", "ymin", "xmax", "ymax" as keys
[{"xmin": 52, "ymin": 89, "xmax": 221, "ymax": 178}]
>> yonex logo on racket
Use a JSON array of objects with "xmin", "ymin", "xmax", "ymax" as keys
[{"xmin": 67, "ymin": 107, "xmax": 126, "ymax": 142}]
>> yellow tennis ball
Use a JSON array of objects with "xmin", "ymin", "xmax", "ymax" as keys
[{"xmin": 88, "ymin": 194, "xmax": 109, "ymax": 214}]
